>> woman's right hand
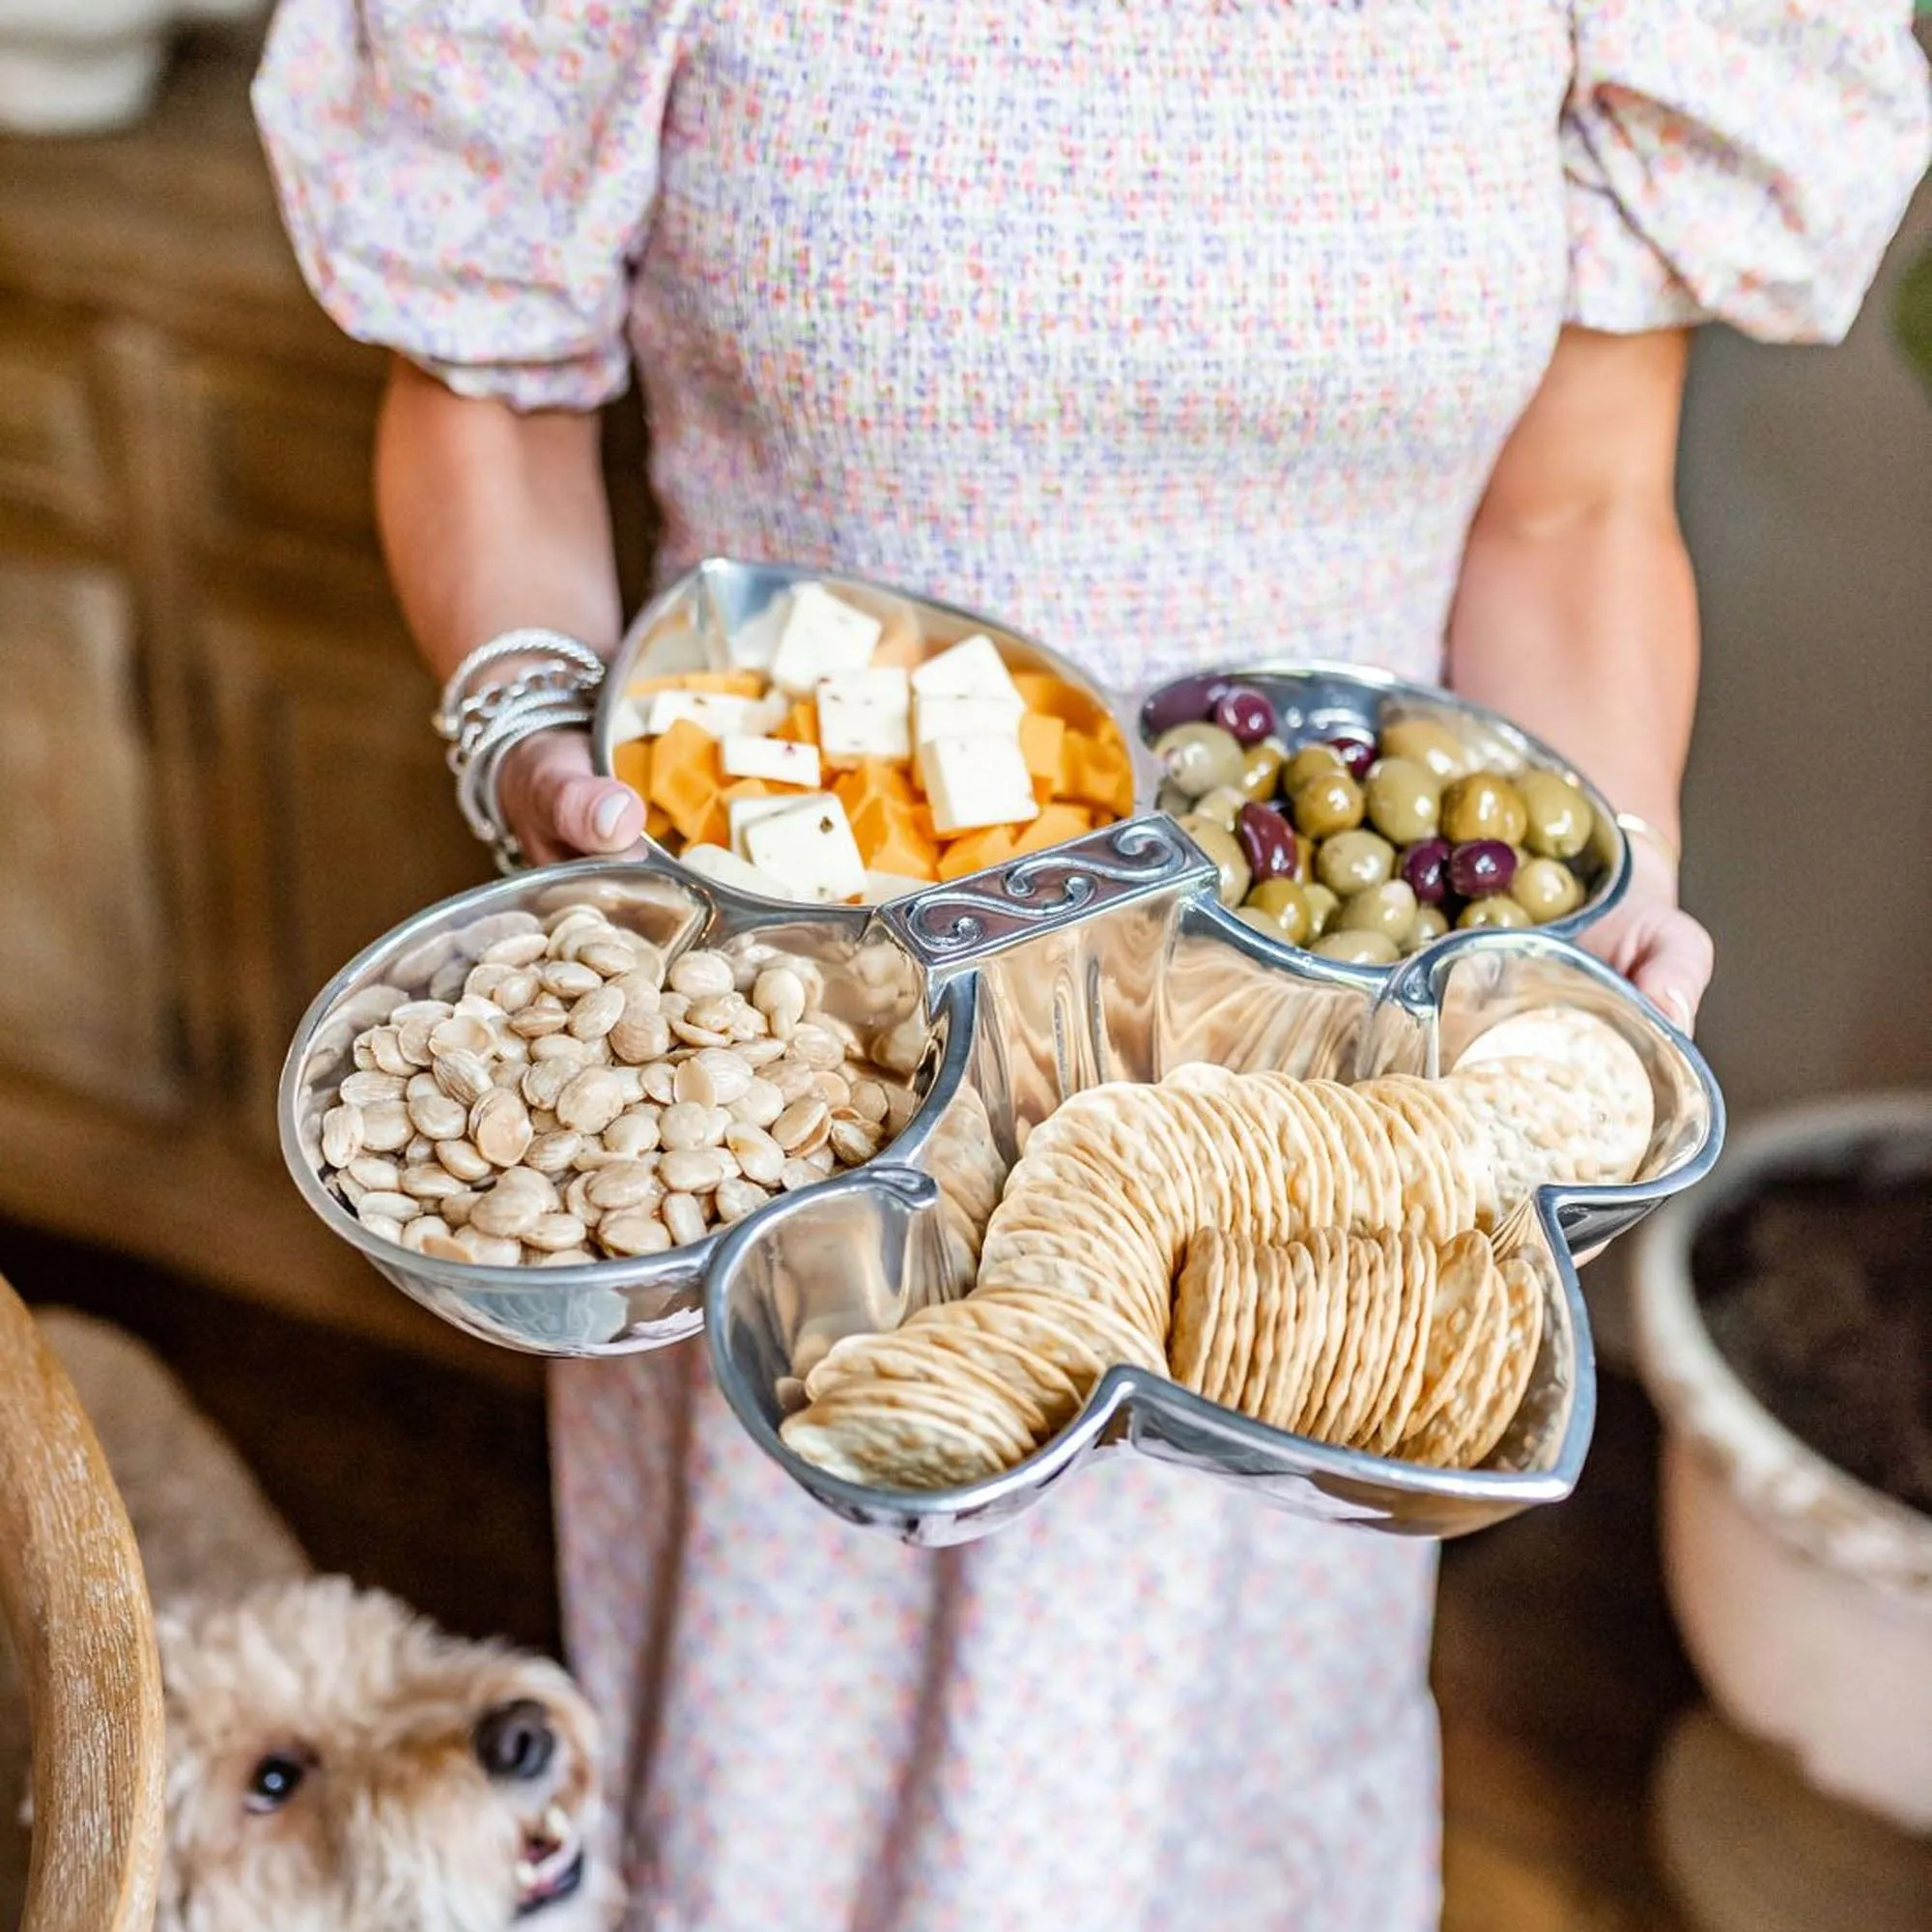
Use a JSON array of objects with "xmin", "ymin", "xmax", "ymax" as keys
[{"xmin": 497, "ymin": 727, "xmax": 647, "ymax": 866}]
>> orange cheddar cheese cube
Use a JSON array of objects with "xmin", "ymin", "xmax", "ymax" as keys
[
  {"xmin": 851, "ymin": 794, "xmax": 940, "ymax": 880},
  {"xmin": 774, "ymin": 699, "xmax": 819, "ymax": 746},
  {"xmin": 1017, "ymin": 711, "xmax": 1065, "ymax": 805},
  {"xmin": 644, "ymin": 805, "xmax": 674, "ymax": 843},
  {"xmin": 691, "ymin": 778, "xmax": 770, "ymax": 852},
  {"xmin": 647, "ymin": 719, "xmax": 723, "ymax": 844},
  {"xmin": 1011, "ymin": 803, "xmax": 1093, "ymax": 856},
  {"xmin": 1058, "ymin": 728, "xmax": 1135, "ymax": 817},
  {"xmin": 611, "ymin": 738, "xmax": 652, "ymax": 801},
  {"xmin": 834, "ymin": 756, "xmax": 919, "ymax": 823},
  {"xmin": 1012, "ymin": 670, "xmax": 1104, "ymax": 732},
  {"xmin": 936, "ymin": 826, "xmax": 1017, "ymax": 881}
]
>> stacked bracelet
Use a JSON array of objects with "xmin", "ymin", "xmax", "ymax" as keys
[{"xmin": 433, "ymin": 630, "xmax": 609, "ymax": 874}]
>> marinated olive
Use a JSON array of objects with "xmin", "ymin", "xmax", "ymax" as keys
[
  {"xmin": 1155, "ymin": 781, "xmax": 1193, "ymax": 817},
  {"xmin": 1292, "ymin": 772, "xmax": 1366, "ymax": 838},
  {"xmin": 1178, "ymin": 813, "xmax": 1253, "ymax": 907},
  {"xmin": 1303, "ymin": 883, "xmax": 1341, "ymax": 939},
  {"xmin": 1212, "ymin": 684, "xmax": 1278, "ymax": 747},
  {"xmin": 1379, "ymin": 718, "xmax": 1472, "ymax": 782},
  {"xmin": 1316, "ymin": 828, "xmax": 1396, "ymax": 895},
  {"xmin": 1239, "ymin": 739, "xmax": 1286, "ymax": 802},
  {"xmin": 1335, "ymin": 880, "xmax": 1419, "ymax": 947},
  {"xmin": 1190, "ymin": 784, "xmax": 1249, "ymax": 832},
  {"xmin": 1284, "ymin": 742, "xmax": 1350, "ymax": 791},
  {"xmin": 1144, "ymin": 674, "xmax": 1234, "ymax": 737},
  {"xmin": 1236, "ymin": 905, "xmax": 1287, "ymax": 939},
  {"xmin": 1446, "ymin": 838, "xmax": 1517, "ymax": 899},
  {"xmin": 1518, "ymin": 770, "xmax": 1595, "ymax": 860},
  {"xmin": 1327, "ymin": 733, "xmax": 1378, "ymax": 782},
  {"xmin": 1400, "ymin": 837, "xmax": 1452, "ymax": 906},
  {"xmin": 1364, "ymin": 756, "xmax": 1442, "ymax": 845},
  {"xmin": 1457, "ymin": 895, "xmax": 1531, "ymax": 930},
  {"xmin": 1311, "ymin": 929, "xmax": 1402, "ymax": 967},
  {"xmin": 1406, "ymin": 905, "xmax": 1450, "ymax": 952},
  {"xmin": 1513, "ymin": 855, "xmax": 1585, "ymax": 923},
  {"xmin": 1440, "ymin": 772, "xmax": 1529, "ymax": 845},
  {"xmin": 1236, "ymin": 801, "xmax": 1299, "ymax": 881},
  {"xmin": 1248, "ymin": 878, "xmax": 1314, "ymax": 945},
  {"xmin": 1154, "ymin": 722, "xmax": 1247, "ymax": 800}
]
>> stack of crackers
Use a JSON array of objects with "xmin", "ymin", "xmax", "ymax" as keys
[{"xmin": 779, "ymin": 1008, "xmax": 1651, "ymax": 1491}]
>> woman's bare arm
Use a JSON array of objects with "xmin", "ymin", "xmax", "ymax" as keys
[
  {"xmin": 1446, "ymin": 325, "xmax": 1714, "ymax": 1025},
  {"xmin": 374, "ymin": 357, "xmax": 644, "ymax": 862}
]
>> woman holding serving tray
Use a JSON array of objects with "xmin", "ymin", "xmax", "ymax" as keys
[{"xmin": 255, "ymin": 6, "xmax": 1927, "ymax": 1928}]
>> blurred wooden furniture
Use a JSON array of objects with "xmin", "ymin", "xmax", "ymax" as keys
[
  {"xmin": 0, "ymin": 1269, "xmax": 164, "ymax": 1932},
  {"xmin": 0, "ymin": 30, "xmax": 650, "ymax": 1372}
]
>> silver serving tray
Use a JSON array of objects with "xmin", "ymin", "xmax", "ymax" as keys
[{"xmin": 700, "ymin": 817, "xmax": 1720, "ymax": 1544}]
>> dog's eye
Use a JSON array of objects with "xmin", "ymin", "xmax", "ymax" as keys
[{"xmin": 244, "ymin": 1752, "xmax": 310, "ymax": 1814}]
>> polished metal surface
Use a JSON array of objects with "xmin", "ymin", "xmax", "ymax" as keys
[
  {"xmin": 702, "ymin": 815, "xmax": 1723, "ymax": 1546},
  {"xmin": 1128, "ymin": 661, "xmax": 1633, "ymax": 977}
]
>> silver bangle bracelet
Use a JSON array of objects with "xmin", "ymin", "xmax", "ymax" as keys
[{"xmin": 433, "ymin": 630, "xmax": 610, "ymax": 873}]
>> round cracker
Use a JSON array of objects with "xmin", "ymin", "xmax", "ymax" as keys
[
  {"xmin": 1237, "ymin": 1240, "xmax": 1287, "ymax": 1421},
  {"xmin": 1169, "ymin": 1229, "xmax": 1227, "ymax": 1394},
  {"xmin": 1456, "ymin": 1254, "xmax": 1548, "ymax": 1468},
  {"xmin": 1366, "ymin": 1231, "xmax": 1438, "ymax": 1457}
]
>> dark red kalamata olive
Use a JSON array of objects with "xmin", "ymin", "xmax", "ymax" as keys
[
  {"xmin": 1236, "ymin": 801, "xmax": 1298, "ymax": 881},
  {"xmin": 1400, "ymin": 838, "xmax": 1452, "ymax": 906},
  {"xmin": 1211, "ymin": 684, "xmax": 1278, "ymax": 747},
  {"xmin": 1327, "ymin": 733, "xmax": 1377, "ymax": 782},
  {"xmin": 1447, "ymin": 838, "xmax": 1518, "ymax": 900},
  {"xmin": 1142, "ymin": 674, "xmax": 1234, "ymax": 738}
]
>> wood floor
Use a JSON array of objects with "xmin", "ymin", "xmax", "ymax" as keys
[{"xmin": 2, "ymin": 1219, "xmax": 1703, "ymax": 1928}]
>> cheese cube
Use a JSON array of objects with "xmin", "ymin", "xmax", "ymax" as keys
[
  {"xmin": 645, "ymin": 689, "xmax": 786, "ymax": 739},
  {"xmin": 818, "ymin": 668, "xmax": 912, "ymax": 767},
  {"xmin": 608, "ymin": 696, "xmax": 652, "ymax": 746},
  {"xmin": 730, "ymin": 788, "xmax": 835, "ymax": 854},
  {"xmin": 742, "ymin": 795, "xmax": 868, "ymax": 903},
  {"xmin": 722, "ymin": 734, "xmax": 821, "ymax": 788},
  {"xmin": 917, "ymin": 733, "xmax": 1040, "ymax": 835},
  {"xmin": 632, "ymin": 620, "xmax": 708, "ymax": 681},
  {"xmin": 910, "ymin": 634, "xmax": 1023, "ymax": 708},
  {"xmin": 677, "ymin": 843, "xmax": 793, "ymax": 901},
  {"xmin": 725, "ymin": 592, "xmax": 791, "ymax": 672},
  {"xmin": 766, "ymin": 584, "xmax": 884, "ymax": 697},
  {"xmin": 913, "ymin": 692, "xmax": 1025, "ymax": 748},
  {"xmin": 864, "ymin": 870, "xmax": 933, "ymax": 903}
]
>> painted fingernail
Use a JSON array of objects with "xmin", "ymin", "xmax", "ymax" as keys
[
  {"xmin": 1664, "ymin": 990, "xmax": 1693, "ymax": 1031},
  {"xmin": 593, "ymin": 792, "xmax": 630, "ymax": 841}
]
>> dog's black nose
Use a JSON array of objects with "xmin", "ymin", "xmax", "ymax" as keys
[{"xmin": 474, "ymin": 1700, "xmax": 556, "ymax": 1782}]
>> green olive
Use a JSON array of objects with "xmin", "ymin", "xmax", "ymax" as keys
[
  {"xmin": 1316, "ymin": 828, "xmax": 1395, "ymax": 895},
  {"xmin": 1440, "ymin": 772, "xmax": 1529, "ymax": 845},
  {"xmin": 1154, "ymin": 722, "xmax": 1247, "ymax": 800},
  {"xmin": 1303, "ymin": 883, "xmax": 1341, "ymax": 939},
  {"xmin": 1378, "ymin": 717, "xmax": 1472, "ymax": 782},
  {"xmin": 1311, "ymin": 929, "xmax": 1402, "ymax": 967},
  {"xmin": 1236, "ymin": 905, "xmax": 1286, "ymax": 939},
  {"xmin": 1179, "ymin": 813, "xmax": 1252, "ymax": 908},
  {"xmin": 1513, "ymin": 856, "xmax": 1586, "ymax": 923},
  {"xmin": 1190, "ymin": 784, "xmax": 1249, "ymax": 832},
  {"xmin": 1363, "ymin": 756, "xmax": 1442, "ymax": 845},
  {"xmin": 1240, "ymin": 740, "xmax": 1286, "ymax": 803},
  {"xmin": 1155, "ymin": 781, "xmax": 1194, "ymax": 817},
  {"xmin": 1247, "ymin": 877, "xmax": 1313, "ymax": 945},
  {"xmin": 1335, "ymin": 879, "xmax": 1419, "ymax": 947},
  {"xmin": 1457, "ymin": 895, "xmax": 1531, "ymax": 930},
  {"xmin": 1284, "ymin": 743, "xmax": 1350, "ymax": 791},
  {"xmin": 1405, "ymin": 904, "xmax": 1450, "ymax": 952},
  {"xmin": 1518, "ymin": 770, "xmax": 1595, "ymax": 860},
  {"xmin": 1292, "ymin": 772, "xmax": 1366, "ymax": 838}
]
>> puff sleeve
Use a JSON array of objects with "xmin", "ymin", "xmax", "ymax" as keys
[
  {"xmin": 253, "ymin": 0, "xmax": 689, "ymax": 409},
  {"xmin": 1563, "ymin": 2, "xmax": 1932, "ymax": 342}
]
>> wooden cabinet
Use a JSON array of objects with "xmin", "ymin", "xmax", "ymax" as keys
[{"xmin": 0, "ymin": 31, "xmax": 649, "ymax": 1377}]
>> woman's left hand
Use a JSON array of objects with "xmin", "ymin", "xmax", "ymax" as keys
[{"xmin": 1576, "ymin": 838, "xmax": 1713, "ymax": 1034}]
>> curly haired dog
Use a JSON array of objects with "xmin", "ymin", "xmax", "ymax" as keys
[{"xmin": 0, "ymin": 1310, "xmax": 621, "ymax": 1932}]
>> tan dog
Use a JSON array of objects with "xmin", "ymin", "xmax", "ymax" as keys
[{"xmin": 1, "ymin": 1311, "xmax": 621, "ymax": 1932}]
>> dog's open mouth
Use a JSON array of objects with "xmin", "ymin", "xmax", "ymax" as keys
[{"xmin": 514, "ymin": 1804, "xmax": 586, "ymax": 1918}]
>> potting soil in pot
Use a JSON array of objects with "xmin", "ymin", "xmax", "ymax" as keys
[{"xmin": 1691, "ymin": 1162, "xmax": 1932, "ymax": 1515}]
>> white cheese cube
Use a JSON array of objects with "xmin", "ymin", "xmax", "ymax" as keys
[
  {"xmin": 918, "ymin": 734, "xmax": 1040, "ymax": 836},
  {"xmin": 644, "ymin": 689, "xmax": 787, "ymax": 739},
  {"xmin": 912, "ymin": 692, "xmax": 1025, "ymax": 747},
  {"xmin": 608, "ymin": 696, "xmax": 652, "ymax": 746},
  {"xmin": 909, "ymin": 634, "xmax": 1023, "ymax": 707},
  {"xmin": 767, "ymin": 583, "xmax": 884, "ymax": 697},
  {"xmin": 722, "ymin": 735, "xmax": 822, "ymax": 788},
  {"xmin": 863, "ymin": 871, "xmax": 930, "ymax": 904},
  {"xmin": 677, "ymin": 843, "xmax": 794, "ymax": 902},
  {"xmin": 729, "ymin": 789, "xmax": 836, "ymax": 855},
  {"xmin": 742, "ymin": 795, "xmax": 868, "ymax": 903},
  {"xmin": 632, "ymin": 622, "xmax": 708, "ymax": 680},
  {"xmin": 818, "ymin": 668, "xmax": 913, "ymax": 767},
  {"xmin": 726, "ymin": 593, "xmax": 791, "ymax": 672}
]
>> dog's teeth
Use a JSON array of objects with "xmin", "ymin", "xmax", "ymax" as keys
[{"xmin": 543, "ymin": 1804, "xmax": 571, "ymax": 1842}]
